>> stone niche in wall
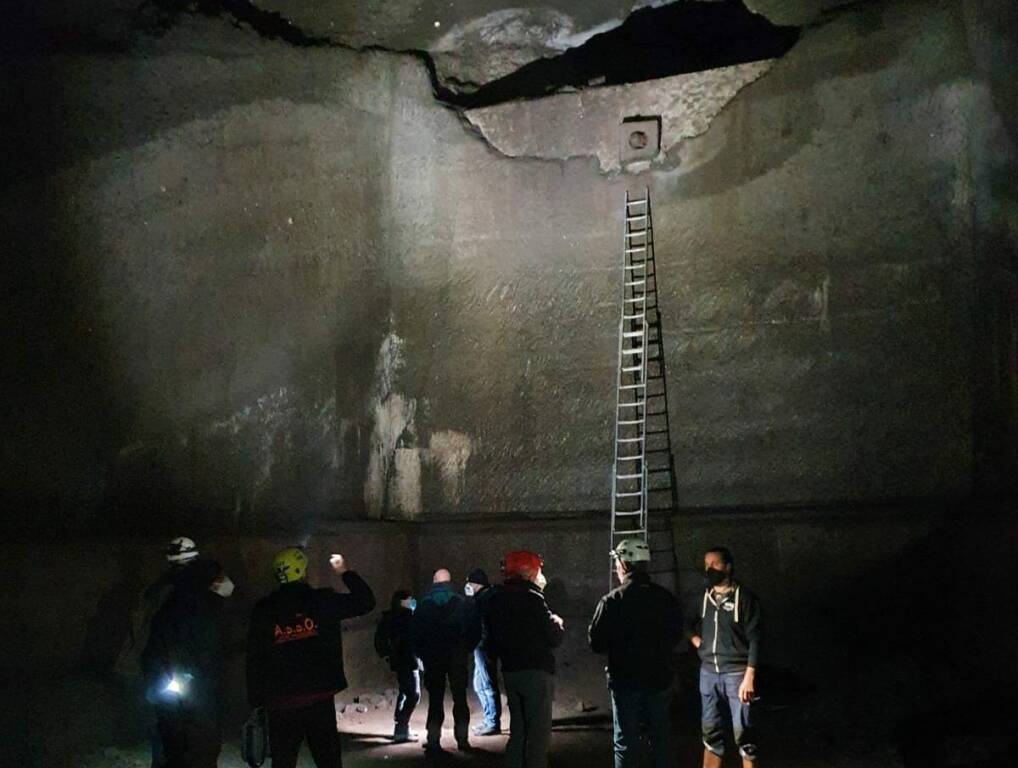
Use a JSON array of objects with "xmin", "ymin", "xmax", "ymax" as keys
[{"xmin": 620, "ymin": 115, "xmax": 661, "ymax": 170}]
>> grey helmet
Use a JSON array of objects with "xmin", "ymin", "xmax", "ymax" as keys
[{"xmin": 611, "ymin": 538, "xmax": 651, "ymax": 564}]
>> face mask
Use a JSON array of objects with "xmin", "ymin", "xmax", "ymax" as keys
[
  {"xmin": 210, "ymin": 574, "xmax": 235, "ymax": 598},
  {"xmin": 464, "ymin": 584, "xmax": 475, "ymax": 597},
  {"xmin": 407, "ymin": 598, "xmax": 417, "ymax": 612},
  {"xmin": 535, "ymin": 572, "xmax": 548, "ymax": 590},
  {"xmin": 704, "ymin": 568, "xmax": 727, "ymax": 588}
]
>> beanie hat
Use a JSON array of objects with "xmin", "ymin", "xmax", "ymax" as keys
[{"xmin": 467, "ymin": 568, "xmax": 490, "ymax": 586}]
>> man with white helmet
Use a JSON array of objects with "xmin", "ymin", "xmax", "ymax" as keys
[
  {"xmin": 588, "ymin": 539, "xmax": 683, "ymax": 768},
  {"xmin": 246, "ymin": 547, "xmax": 375, "ymax": 768},
  {"xmin": 140, "ymin": 537, "xmax": 235, "ymax": 768}
]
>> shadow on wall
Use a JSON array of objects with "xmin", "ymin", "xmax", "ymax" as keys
[
  {"xmin": 80, "ymin": 545, "xmax": 146, "ymax": 675},
  {"xmin": 2, "ymin": 52, "xmax": 124, "ymax": 532},
  {"xmin": 665, "ymin": 0, "xmax": 949, "ymax": 199}
]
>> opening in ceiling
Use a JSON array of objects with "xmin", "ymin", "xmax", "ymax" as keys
[{"xmin": 437, "ymin": 0, "xmax": 800, "ymax": 110}]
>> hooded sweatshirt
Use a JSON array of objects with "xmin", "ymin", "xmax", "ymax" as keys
[{"xmin": 692, "ymin": 583, "xmax": 761, "ymax": 675}]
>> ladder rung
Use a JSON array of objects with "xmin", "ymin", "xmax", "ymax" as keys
[
  {"xmin": 625, "ymin": 280, "xmax": 646, "ymax": 287},
  {"xmin": 624, "ymin": 297, "xmax": 646, "ymax": 303},
  {"xmin": 621, "ymin": 316, "xmax": 644, "ymax": 323},
  {"xmin": 621, "ymin": 364, "xmax": 642, "ymax": 371},
  {"xmin": 625, "ymin": 232, "xmax": 647, "ymax": 239},
  {"xmin": 621, "ymin": 348, "xmax": 644, "ymax": 356},
  {"xmin": 616, "ymin": 456, "xmax": 642, "ymax": 462},
  {"xmin": 622, "ymin": 330, "xmax": 644, "ymax": 338},
  {"xmin": 625, "ymin": 247, "xmax": 646, "ymax": 254},
  {"xmin": 613, "ymin": 510, "xmax": 644, "ymax": 515},
  {"xmin": 617, "ymin": 419, "xmax": 644, "ymax": 426},
  {"xmin": 626, "ymin": 215, "xmax": 648, "ymax": 221},
  {"xmin": 615, "ymin": 491, "xmax": 643, "ymax": 497},
  {"xmin": 617, "ymin": 437, "xmax": 644, "ymax": 443},
  {"xmin": 620, "ymin": 383, "xmax": 646, "ymax": 390},
  {"xmin": 624, "ymin": 264, "xmax": 645, "ymax": 271},
  {"xmin": 616, "ymin": 473, "xmax": 643, "ymax": 480},
  {"xmin": 627, "ymin": 197, "xmax": 647, "ymax": 205},
  {"xmin": 617, "ymin": 401, "xmax": 644, "ymax": 408}
]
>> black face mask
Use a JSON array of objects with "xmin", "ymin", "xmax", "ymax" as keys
[{"xmin": 704, "ymin": 568, "xmax": 727, "ymax": 588}]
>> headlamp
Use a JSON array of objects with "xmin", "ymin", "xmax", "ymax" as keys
[{"xmin": 162, "ymin": 672, "xmax": 193, "ymax": 698}]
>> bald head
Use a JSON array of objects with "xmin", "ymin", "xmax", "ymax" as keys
[{"xmin": 433, "ymin": 568, "xmax": 451, "ymax": 583}]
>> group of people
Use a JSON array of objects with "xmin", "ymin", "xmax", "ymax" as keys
[
  {"xmin": 126, "ymin": 536, "xmax": 761, "ymax": 768},
  {"xmin": 374, "ymin": 551, "xmax": 565, "ymax": 768}
]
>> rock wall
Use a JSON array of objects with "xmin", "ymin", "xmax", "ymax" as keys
[{"xmin": 2, "ymin": 0, "xmax": 1016, "ymax": 533}]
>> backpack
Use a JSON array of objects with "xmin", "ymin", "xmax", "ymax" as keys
[
  {"xmin": 114, "ymin": 577, "xmax": 175, "ymax": 683},
  {"xmin": 374, "ymin": 613, "xmax": 393, "ymax": 659}
]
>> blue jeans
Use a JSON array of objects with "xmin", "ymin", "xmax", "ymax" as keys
[
  {"xmin": 472, "ymin": 648, "xmax": 501, "ymax": 730},
  {"xmin": 610, "ymin": 686, "xmax": 673, "ymax": 768},
  {"xmin": 699, "ymin": 668, "xmax": 756, "ymax": 761}
]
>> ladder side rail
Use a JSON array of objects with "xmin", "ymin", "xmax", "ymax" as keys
[
  {"xmin": 611, "ymin": 189, "xmax": 634, "ymax": 573},
  {"xmin": 610, "ymin": 190, "xmax": 631, "ymax": 527}
]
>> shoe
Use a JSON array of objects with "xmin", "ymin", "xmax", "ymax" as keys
[
  {"xmin": 393, "ymin": 731, "xmax": 419, "ymax": 743},
  {"xmin": 471, "ymin": 725, "xmax": 501, "ymax": 736},
  {"xmin": 456, "ymin": 739, "xmax": 472, "ymax": 751},
  {"xmin": 424, "ymin": 744, "xmax": 446, "ymax": 760}
]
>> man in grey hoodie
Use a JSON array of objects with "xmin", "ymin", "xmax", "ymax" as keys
[{"xmin": 689, "ymin": 546, "xmax": 762, "ymax": 768}]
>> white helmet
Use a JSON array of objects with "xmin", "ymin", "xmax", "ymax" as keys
[
  {"xmin": 611, "ymin": 538, "xmax": 651, "ymax": 564},
  {"xmin": 166, "ymin": 536, "xmax": 199, "ymax": 564}
]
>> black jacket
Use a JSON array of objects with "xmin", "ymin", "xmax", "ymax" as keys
[
  {"xmin": 691, "ymin": 583, "xmax": 761, "ymax": 674},
  {"xmin": 486, "ymin": 577, "xmax": 564, "ymax": 674},
  {"xmin": 140, "ymin": 559, "xmax": 226, "ymax": 713},
  {"xmin": 375, "ymin": 607, "xmax": 420, "ymax": 673},
  {"xmin": 588, "ymin": 571, "xmax": 683, "ymax": 691},
  {"xmin": 246, "ymin": 571, "xmax": 375, "ymax": 708},
  {"xmin": 472, "ymin": 584, "xmax": 501, "ymax": 654},
  {"xmin": 412, "ymin": 583, "xmax": 478, "ymax": 667}
]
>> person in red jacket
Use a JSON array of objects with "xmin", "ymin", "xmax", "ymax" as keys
[{"xmin": 246, "ymin": 548, "xmax": 375, "ymax": 768}]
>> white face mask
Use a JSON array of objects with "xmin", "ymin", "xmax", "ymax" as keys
[
  {"xmin": 464, "ymin": 584, "xmax": 475, "ymax": 596},
  {"xmin": 210, "ymin": 574, "xmax": 235, "ymax": 598},
  {"xmin": 535, "ymin": 571, "xmax": 548, "ymax": 590}
]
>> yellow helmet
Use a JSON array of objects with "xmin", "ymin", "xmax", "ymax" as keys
[{"xmin": 273, "ymin": 547, "xmax": 308, "ymax": 584}]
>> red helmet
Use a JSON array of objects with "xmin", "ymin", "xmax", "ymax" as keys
[{"xmin": 503, "ymin": 551, "xmax": 542, "ymax": 579}]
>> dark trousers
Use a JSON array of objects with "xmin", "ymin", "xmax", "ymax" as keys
[
  {"xmin": 611, "ymin": 687, "xmax": 673, "ymax": 768},
  {"xmin": 394, "ymin": 668, "xmax": 421, "ymax": 736},
  {"xmin": 503, "ymin": 669, "xmax": 554, "ymax": 768},
  {"xmin": 473, "ymin": 648, "xmax": 502, "ymax": 730},
  {"xmin": 423, "ymin": 656, "xmax": 470, "ymax": 748},
  {"xmin": 268, "ymin": 698, "xmax": 342, "ymax": 768},
  {"xmin": 155, "ymin": 711, "xmax": 221, "ymax": 768},
  {"xmin": 699, "ymin": 668, "xmax": 756, "ymax": 761}
]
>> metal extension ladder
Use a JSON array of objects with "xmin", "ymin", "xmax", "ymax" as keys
[{"xmin": 609, "ymin": 188, "xmax": 679, "ymax": 589}]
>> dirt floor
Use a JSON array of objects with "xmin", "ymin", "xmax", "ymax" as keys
[{"xmin": 1, "ymin": 674, "xmax": 911, "ymax": 768}]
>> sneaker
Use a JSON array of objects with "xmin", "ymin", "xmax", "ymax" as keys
[
  {"xmin": 393, "ymin": 731, "xmax": 419, "ymax": 743},
  {"xmin": 471, "ymin": 725, "xmax": 501, "ymax": 736}
]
